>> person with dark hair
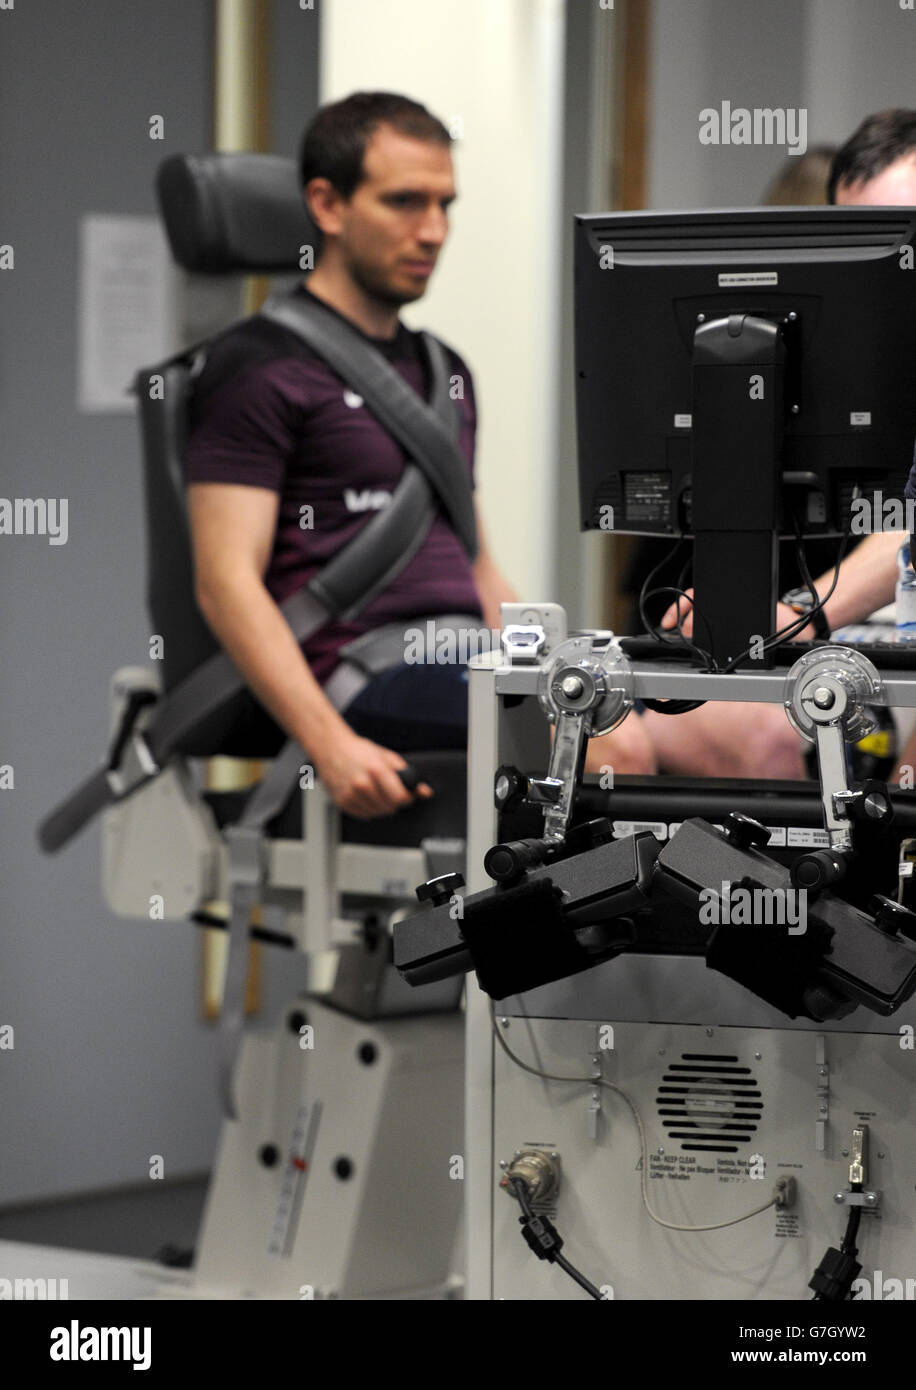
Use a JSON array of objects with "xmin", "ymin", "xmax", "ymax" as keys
[
  {"xmin": 660, "ymin": 111, "xmax": 916, "ymax": 714},
  {"xmin": 182, "ymin": 91, "xmax": 658, "ymax": 818}
]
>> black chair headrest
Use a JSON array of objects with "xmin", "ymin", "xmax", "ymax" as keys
[{"xmin": 156, "ymin": 152, "xmax": 318, "ymax": 275}]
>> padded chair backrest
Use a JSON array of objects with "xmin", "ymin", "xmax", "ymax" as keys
[
  {"xmin": 138, "ymin": 357, "xmax": 220, "ymax": 693},
  {"xmin": 135, "ymin": 153, "xmax": 317, "ymax": 747}
]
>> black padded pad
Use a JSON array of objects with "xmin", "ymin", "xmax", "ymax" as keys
[{"xmin": 156, "ymin": 153, "xmax": 318, "ymax": 275}]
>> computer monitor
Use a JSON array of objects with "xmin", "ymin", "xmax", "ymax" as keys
[{"xmin": 574, "ymin": 207, "xmax": 916, "ymax": 665}]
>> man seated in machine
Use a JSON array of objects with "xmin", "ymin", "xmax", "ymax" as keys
[{"xmin": 184, "ymin": 89, "xmax": 813, "ymax": 804}]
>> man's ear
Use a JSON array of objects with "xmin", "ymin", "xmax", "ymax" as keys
[{"xmin": 305, "ymin": 177, "xmax": 343, "ymax": 240}]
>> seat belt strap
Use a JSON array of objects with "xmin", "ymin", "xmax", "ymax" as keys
[{"xmin": 260, "ymin": 290, "xmax": 478, "ymax": 562}]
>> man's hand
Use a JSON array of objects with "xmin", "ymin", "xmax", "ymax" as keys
[
  {"xmin": 659, "ymin": 590, "xmax": 812, "ymax": 642},
  {"xmin": 312, "ymin": 731, "xmax": 433, "ymax": 819}
]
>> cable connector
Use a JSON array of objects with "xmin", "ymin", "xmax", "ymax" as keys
[
  {"xmin": 518, "ymin": 1209, "xmax": 564, "ymax": 1262},
  {"xmin": 808, "ymin": 1246, "xmax": 862, "ymax": 1301}
]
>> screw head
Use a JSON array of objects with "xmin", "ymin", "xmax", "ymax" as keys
[
  {"xmin": 834, "ymin": 1192, "xmax": 845, "ymax": 1204},
  {"xmin": 561, "ymin": 674, "xmax": 585, "ymax": 699},
  {"xmin": 813, "ymin": 686, "xmax": 835, "ymax": 710}
]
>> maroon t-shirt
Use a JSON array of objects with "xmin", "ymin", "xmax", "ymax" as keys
[{"xmin": 183, "ymin": 283, "xmax": 482, "ymax": 684}]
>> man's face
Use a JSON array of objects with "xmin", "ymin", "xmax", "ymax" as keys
[
  {"xmin": 836, "ymin": 153, "xmax": 916, "ymax": 205},
  {"xmin": 313, "ymin": 123, "xmax": 456, "ymax": 308}
]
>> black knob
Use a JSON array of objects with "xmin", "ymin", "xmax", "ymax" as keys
[
  {"xmin": 494, "ymin": 764, "xmax": 527, "ymax": 811},
  {"xmin": 791, "ymin": 848, "xmax": 847, "ymax": 892},
  {"xmin": 869, "ymin": 894, "xmax": 916, "ymax": 940},
  {"xmin": 416, "ymin": 872, "xmax": 464, "ymax": 907},
  {"xmin": 259, "ymin": 1144, "xmax": 280, "ymax": 1168},
  {"xmin": 848, "ymin": 780, "xmax": 894, "ymax": 826},
  {"xmin": 724, "ymin": 812, "xmax": 771, "ymax": 850},
  {"xmin": 484, "ymin": 837, "xmax": 550, "ymax": 883}
]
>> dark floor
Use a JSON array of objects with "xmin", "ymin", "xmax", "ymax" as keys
[{"xmin": 0, "ymin": 1175, "xmax": 208, "ymax": 1263}]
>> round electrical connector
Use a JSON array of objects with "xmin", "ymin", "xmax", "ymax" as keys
[{"xmin": 502, "ymin": 1148, "xmax": 562, "ymax": 1204}]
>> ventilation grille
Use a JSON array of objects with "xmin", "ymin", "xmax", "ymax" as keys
[
  {"xmin": 655, "ymin": 1052, "xmax": 763, "ymax": 1153},
  {"xmin": 581, "ymin": 211, "xmax": 914, "ymax": 266}
]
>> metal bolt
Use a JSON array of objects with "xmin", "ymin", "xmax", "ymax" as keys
[
  {"xmin": 657, "ymin": 1147, "xmax": 665, "ymax": 1155},
  {"xmin": 788, "ymin": 311, "xmax": 798, "ymax": 321},
  {"xmin": 819, "ymin": 1103, "xmax": 828, "ymax": 1114},
  {"xmin": 791, "ymin": 404, "xmax": 800, "ymax": 414},
  {"xmin": 495, "ymin": 774, "xmax": 510, "ymax": 802},
  {"xmin": 841, "ymin": 1149, "xmax": 849, "ymax": 1158},
  {"xmin": 818, "ymin": 1066, "xmax": 827, "ymax": 1075},
  {"xmin": 864, "ymin": 1192, "xmax": 878, "ymax": 1207},
  {"xmin": 561, "ymin": 675, "xmax": 585, "ymax": 699},
  {"xmin": 591, "ymin": 1091, "xmax": 600, "ymax": 1101},
  {"xmin": 499, "ymin": 1159, "xmax": 508, "ymax": 1169},
  {"xmin": 500, "ymin": 1017, "xmax": 509, "ymax": 1028},
  {"xmin": 813, "ymin": 687, "xmax": 835, "ymax": 710},
  {"xmin": 754, "ymin": 1052, "xmax": 761, "ymax": 1060},
  {"xmin": 834, "ymin": 1192, "xmax": 845, "ymax": 1204},
  {"xmin": 697, "ymin": 313, "xmax": 706, "ymax": 323},
  {"xmin": 705, "ymin": 1027, "xmax": 714, "ymax": 1038}
]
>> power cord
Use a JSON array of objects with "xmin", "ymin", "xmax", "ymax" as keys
[
  {"xmin": 810, "ymin": 1184, "xmax": 862, "ymax": 1301},
  {"xmin": 505, "ymin": 1175, "xmax": 604, "ymax": 1300}
]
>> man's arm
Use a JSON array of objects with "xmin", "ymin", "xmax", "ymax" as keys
[
  {"xmin": 471, "ymin": 501, "xmax": 519, "ymax": 629},
  {"xmin": 187, "ymin": 481, "xmax": 431, "ymax": 818},
  {"xmin": 662, "ymin": 530, "xmax": 900, "ymax": 638}
]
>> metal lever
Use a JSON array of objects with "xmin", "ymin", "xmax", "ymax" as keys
[{"xmin": 535, "ymin": 636, "xmax": 634, "ymax": 846}]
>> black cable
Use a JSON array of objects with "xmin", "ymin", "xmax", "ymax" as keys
[
  {"xmin": 721, "ymin": 503, "xmax": 856, "ymax": 673},
  {"xmin": 506, "ymin": 1176, "xmax": 604, "ymax": 1301},
  {"xmin": 809, "ymin": 1182, "xmax": 863, "ymax": 1300}
]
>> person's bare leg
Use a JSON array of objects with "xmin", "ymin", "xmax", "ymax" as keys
[
  {"xmin": 641, "ymin": 701, "xmax": 807, "ymax": 779},
  {"xmin": 584, "ymin": 711, "xmax": 658, "ymax": 777}
]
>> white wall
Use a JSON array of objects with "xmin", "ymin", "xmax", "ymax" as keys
[{"xmin": 320, "ymin": 0, "xmax": 567, "ymax": 602}]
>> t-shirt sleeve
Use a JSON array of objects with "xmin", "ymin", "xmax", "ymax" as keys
[{"xmin": 184, "ymin": 358, "xmax": 304, "ymax": 493}]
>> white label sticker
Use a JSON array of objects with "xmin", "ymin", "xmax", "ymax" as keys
[
  {"xmin": 787, "ymin": 827, "xmax": 831, "ymax": 848},
  {"xmin": 674, "ymin": 414, "xmax": 692, "ymax": 429},
  {"xmin": 717, "ymin": 272, "xmax": 778, "ymax": 287},
  {"xmin": 850, "ymin": 411, "xmax": 872, "ymax": 427},
  {"xmin": 765, "ymin": 825, "xmax": 787, "ymax": 847},
  {"xmin": 900, "ymin": 861, "xmax": 914, "ymax": 878},
  {"xmin": 613, "ymin": 820, "xmax": 667, "ymax": 840}
]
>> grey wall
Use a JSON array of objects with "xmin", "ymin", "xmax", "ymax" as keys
[
  {"xmin": 0, "ymin": 0, "xmax": 317, "ymax": 1209},
  {"xmin": 648, "ymin": 0, "xmax": 916, "ymax": 211}
]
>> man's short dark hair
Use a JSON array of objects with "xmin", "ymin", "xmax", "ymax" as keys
[
  {"xmin": 828, "ymin": 108, "xmax": 916, "ymax": 203},
  {"xmin": 299, "ymin": 91, "xmax": 452, "ymax": 202}
]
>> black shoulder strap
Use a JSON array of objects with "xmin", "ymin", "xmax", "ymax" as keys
[{"xmin": 260, "ymin": 289, "xmax": 478, "ymax": 560}]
